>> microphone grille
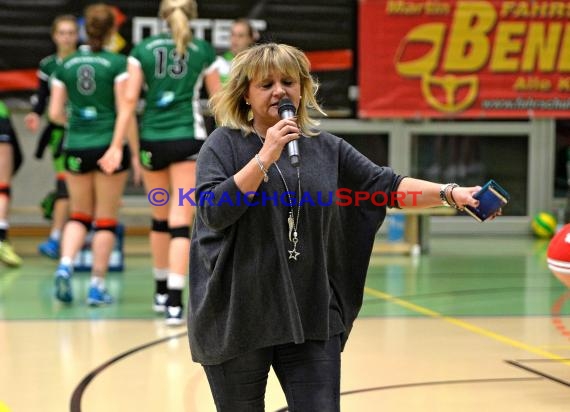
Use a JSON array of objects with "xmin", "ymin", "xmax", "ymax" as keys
[{"xmin": 278, "ymin": 98, "xmax": 296, "ymax": 116}]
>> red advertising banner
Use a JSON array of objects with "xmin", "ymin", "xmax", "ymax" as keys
[{"xmin": 358, "ymin": 0, "xmax": 570, "ymax": 118}]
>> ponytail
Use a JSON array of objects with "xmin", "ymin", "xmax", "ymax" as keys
[
  {"xmin": 159, "ymin": 0, "xmax": 197, "ymax": 57},
  {"xmin": 84, "ymin": 4, "xmax": 114, "ymax": 52},
  {"xmin": 168, "ymin": 8, "xmax": 191, "ymax": 56}
]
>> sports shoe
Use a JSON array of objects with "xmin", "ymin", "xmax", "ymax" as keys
[
  {"xmin": 153, "ymin": 293, "xmax": 168, "ymax": 313},
  {"xmin": 38, "ymin": 238, "xmax": 60, "ymax": 259},
  {"xmin": 0, "ymin": 241, "xmax": 22, "ymax": 267},
  {"xmin": 54, "ymin": 264, "xmax": 73, "ymax": 303},
  {"xmin": 87, "ymin": 286, "xmax": 114, "ymax": 306},
  {"xmin": 165, "ymin": 305, "xmax": 184, "ymax": 326}
]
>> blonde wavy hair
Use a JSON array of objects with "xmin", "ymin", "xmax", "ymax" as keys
[
  {"xmin": 159, "ymin": 0, "xmax": 198, "ymax": 56},
  {"xmin": 209, "ymin": 43, "xmax": 326, "ymax": 136}
]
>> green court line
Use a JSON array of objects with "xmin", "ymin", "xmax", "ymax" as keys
[{"xmin": 364, "ymin": 286, "xmax": 570, "ymax": 367}]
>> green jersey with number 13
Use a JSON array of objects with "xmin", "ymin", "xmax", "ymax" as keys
[{"xmin": 129, "ymin": 33, "xmax": 217, "ymax": 141}]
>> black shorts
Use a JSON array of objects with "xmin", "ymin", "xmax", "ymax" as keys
[
  {"xmin": 139, "ymin": 138, "xmax": 203, "ymax": 171},
  {"xmin": 0, "ymin": 117, "xmax": 23, "ymax": 175},
  {"xmin": 64, "ymin": 145, "xmax": 131, "ymax": 175}
]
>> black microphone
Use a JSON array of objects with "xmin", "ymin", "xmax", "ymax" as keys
[{"xmin": 278, "ymin": 98, "xmax": 300, "ymax": 167}]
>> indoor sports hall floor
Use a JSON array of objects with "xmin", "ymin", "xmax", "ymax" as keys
[{"xmin": 1, "ymin": 233, "xmax": 569, "ymax": 411}]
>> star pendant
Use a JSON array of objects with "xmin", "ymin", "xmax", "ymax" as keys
[{"xmin": 288, "ymin": 249, "xmax": 300, "ymax": 261}]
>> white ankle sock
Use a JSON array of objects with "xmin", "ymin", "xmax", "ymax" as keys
[
  {"xmin": 60, "ymin": 256, "xmax": 73, "ymax": 267},
  {"xmin": 167, "ymin": 272, "xmax": 186, "ymax": 290}
]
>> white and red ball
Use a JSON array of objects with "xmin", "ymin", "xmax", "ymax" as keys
[{"xmin": 547, "ymin": 224, "xmax": 570, "ymax": 288}]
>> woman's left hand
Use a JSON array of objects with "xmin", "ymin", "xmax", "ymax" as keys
[
  {"xmin": 452, "ymin": 186, "xmax": 503, "ymax": 220},
  {"xmin": 450, "ymin": 186, "xmax": 481, "ymax": 210},
  {"xmin": 98, "ymin": 146, "xmax": 123, "ymax": 175}
]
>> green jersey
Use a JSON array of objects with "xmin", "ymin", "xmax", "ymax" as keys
[
  {"xmin": 52, "ymin": 46, "xmax": 127, "ymax": 150},
  {"xmin": 32, "ymin": 54, "xmax": 62, "ymax": 116},
  {"xmin": 211, "ymin": 51, "xmax": 234, "ymax": 86},
  {"xmin": 129, "ymin": 33, "xmax": 217, "ymax": 141},
  {"xmin": 38, "ymin": 54, "xmax": 61, "ymax": 83}
]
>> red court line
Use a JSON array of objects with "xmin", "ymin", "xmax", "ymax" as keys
[{"xmin": 550, "ymin": 291, "xmax": 570, "ymax": 340}]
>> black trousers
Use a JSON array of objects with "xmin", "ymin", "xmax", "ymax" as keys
[{"xmin": 203, "ymin": 335, "xmax": 341, "ymax": 412}]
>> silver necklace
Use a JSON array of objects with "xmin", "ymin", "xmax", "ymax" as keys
[{"xmin": 253, "ymin": 128, "xmax": 301, "ymax": 260}]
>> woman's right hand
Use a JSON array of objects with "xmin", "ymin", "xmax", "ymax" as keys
[
  {"xmin": 97, "ymin": 145, "xmax": 123, "ymax": 175},
  {"xmin": 259, "ymin": 118, "xmax": 300, "ymax": 165}
]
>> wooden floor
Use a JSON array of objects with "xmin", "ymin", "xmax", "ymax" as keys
[{"xmin": 1, "ymin": 234, "xmax": 570, "ymax": 411}]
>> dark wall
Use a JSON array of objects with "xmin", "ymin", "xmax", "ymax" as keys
[{"xmin": 0, "ymin": 0, "xmax": 356, "ymax": 114}]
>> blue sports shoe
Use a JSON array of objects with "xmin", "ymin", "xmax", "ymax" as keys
[
  {"xmin": 38, "ymin": 238, "xmax": 60, "ymax": 259},
  {"xmin": 54, "ymin": 264, "xmax": 73, "ymax": 303},
  {"xmin": 87, "ymin": 286, "xmax": 114, "ymax": 306}
]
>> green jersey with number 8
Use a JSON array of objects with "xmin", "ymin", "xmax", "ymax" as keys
[{"xmin": 52, "ymin": 46, "xmax": 127, "ymax": 150}]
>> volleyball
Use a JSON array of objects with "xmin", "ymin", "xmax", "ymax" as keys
[
  {"xmin": 531, "ymin": 212, "xmax": 557, "ymax": 238},
  {"xmin": 547, "ymin": 224, "xmax": 570, "ymax": 288}
]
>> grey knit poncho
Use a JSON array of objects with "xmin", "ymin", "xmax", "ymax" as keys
[{"xmin": 188, "ymin": 127, "xmax": 403, "ymax": 365}]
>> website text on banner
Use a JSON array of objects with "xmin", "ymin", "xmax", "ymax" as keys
[{"xmin": 359, "ymin": 0, "xmax": 570, "ymax": 119}]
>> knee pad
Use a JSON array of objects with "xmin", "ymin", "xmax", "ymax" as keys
[
  {"xmin": 169, "ymin": 225, "xmax": 190, "ymax": 239},
  {"xmin": 151, "ymin": 218, "xmax": 169, "ymax": 233},
  {"xmin": 55, "ymin": 177, "xmax": 69, "ymax": 200},
  {"xmin": 0, "ymin": 184, "xmax": 10, "ymax": 198},
  {"xmin": 70, "ymin": 212, "xmax": 93, "ymax": 231},
  {"xmin": 94, "ymin": 218, "xmax": 118, "ymax": 234}
]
